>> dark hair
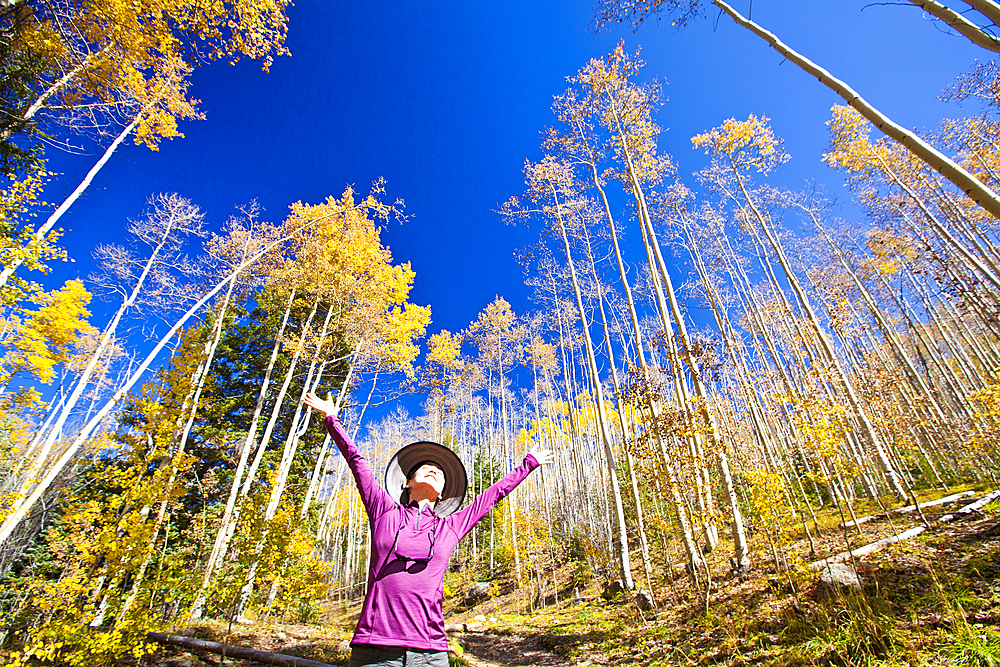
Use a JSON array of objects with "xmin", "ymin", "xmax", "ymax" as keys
[{"xmin": 406, "ymin": 460, "xmax": 445, "ymax": 481}]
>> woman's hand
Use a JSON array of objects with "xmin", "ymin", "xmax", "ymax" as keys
[
  {"xmin": 304, "ymin": 391, "xmax": 338, "ymax": 418},
  {"xmin": 529, "ymin": 448, "xmax": 555, "ymax": 465}
]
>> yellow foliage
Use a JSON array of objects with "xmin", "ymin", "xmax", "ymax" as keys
[
  {"xmin": 427, "ymin": 329, "xmax": 462, "ymax": 368},
  {"xmin": 570, "ymin": 41, "xmax": 671, "ymax": 186},
  {"xmin": 824, "ymin": 105, "xmax": 880, "ymax": 177},
  {"xmin": 520, "ymin": 415, "xmax": 569, "ymax": 449},
  {"xmin": 743, "ymin": 469, "xmax": 794, "ymax": 533},
  {"xmin": 0, "ymin": 279, "xmax": 97, "ymax": 385},
  {"xmin": 692, "ymin": 113, "xmax": 790, "ymax": 174},
  {"xmin": 823, "ymin": 104, "xmax": 927, "ymax": 190},
  {"xmin": 10, "ymin": 0, "xmax": 291, "ymax": 152},
  {"xmin": 280, "ymin": 187, "xmax": 428, "ymax": 377},
  {"xmin": 266, "ymin": 503, "xmax": 333, "ymax": 619},
  {"xmin": 498, "ymin": 502, "xmax": 553, "ymax": 577},
  {"xmin": 864, "ymin": 227, "xmax": 918, "ymax": 277},
  {"xmin": 0, "ymin": 165, "xmax": 61, "ymax": 305},
  {"xmin": 466, "ymin": 296, "xmax": 524, "ymax": 374},
  {"xmin": 966, "ymin": 379, "xmax": 1000, "ymax": 466},
  {"xmin": 789, "ymin": 393, "xmax": 865, "ymax": 485},
  {"xmin": 527, "ymin": 335, "xmax": 557, "ymax": 375}
]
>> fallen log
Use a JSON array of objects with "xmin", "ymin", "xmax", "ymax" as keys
[
  {"xmin": 146, "ymin": 631, "xmax": 336, "ymax": 667},
  {"xmin": 444, "ymin": 623, "xmax": 484, "ymax": 633},
  {"xmin": 813, "ymin": 490, "xmax": 999, "ymax": 569},
  {"xmin": 940, "ymin": 489, "xmax": 1000, "ymax": 523},
  {"xmin": 808, "ymin": 526, "xmax": 927, "ymax": 570},
  {"xmin": 840, "ymin": 491, "xmax": 976, "ymax": 528}
]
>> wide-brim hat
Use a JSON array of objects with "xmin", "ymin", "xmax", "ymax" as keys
[{"xmin": 385, "ymin": 441, "xmax": 467, "ymax": 517}]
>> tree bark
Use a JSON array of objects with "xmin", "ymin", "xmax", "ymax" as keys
[
  {"xmin": 714, "ymin": 0, "xmax": 1000, "ymax": 221},
  {"xmin": 10, "ymin": 199, "xmax": 192, "ymax": 519},
  {"xmin": 0, "ymin": 113, "xmax": 142, "ymax": 289},
  {"xmin": 0, "ymin": 218, "xmax": 316, "ymax": 546},
  {"xmin": 548, "ymin": 181, "xmax": 634, "ymax": 590},
  {"xmin": 189, "ymin": 288, "xmax": 296, "ymax": 620},
  {"xmin": 907, "ymin": 0, "xmax": 1000, "ymax": 52},
  {"xmin": 962, "ymin": 0, "xmax": 1000, "ymax": 27}
]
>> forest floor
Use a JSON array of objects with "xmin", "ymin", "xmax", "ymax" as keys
[{"xmin": 142, "ymin": 485, "xmax": 1000, "ymax": 667}]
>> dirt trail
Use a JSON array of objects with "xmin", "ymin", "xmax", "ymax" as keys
[{"xmin": 455, "ymin": 632, "xmax": 574, "ymax": 667}]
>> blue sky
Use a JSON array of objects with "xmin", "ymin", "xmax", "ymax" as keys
[{"xmin": 35, "ymin": 0, "xmax": 989, "ymax": 414}]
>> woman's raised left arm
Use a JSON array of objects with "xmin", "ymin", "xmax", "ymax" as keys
[{"xmin": 448, "ymin": 448, "xmax": 553, "ymax": 538}]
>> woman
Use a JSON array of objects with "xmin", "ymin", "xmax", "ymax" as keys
[{"xmin": 303, "ymin": 391, "xmax": 554, "ymax": 667}]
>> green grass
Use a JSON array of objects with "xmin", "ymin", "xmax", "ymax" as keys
[
  {"xmin": 131, "ymin": 486, "xmax": 1000, "ymax": 667},
  {"xmin": 941, "ymin": 626, "xmax": 1000, "ymax": 666},
  {"xmin": 437, "ymin": 486, "xmax": 1000, "ymax": 667}
]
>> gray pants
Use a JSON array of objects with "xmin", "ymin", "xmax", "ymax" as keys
[{"xmin": 349, "ymin": 644, "xmax": 449, "ymax": 667}]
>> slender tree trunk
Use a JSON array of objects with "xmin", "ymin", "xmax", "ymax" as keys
[
  {"xmin": 906, "ymin": 0, "xmax": 1000, "ymax": 52},
  {"xmin": 0, "ymin": 46, "xmax": 109, "ymax": 142},
  {"xmin": 0, "ymin": 220, "xmax": 314, "ymax": 546},
  {"xmin": 714, "ymin": 0, "xmax": 1000, "ymax": 220},
  {"xmin": 963, "ymin": 0, "xmax": 1000, "ymax": 27},
  {"xmin": 189, "ymin": 289, "xmax": 296, "ymax": 620},
  {"xmin": 11, "ymin": 207, "xmax": 185, "ymax": 518},
  {"xmin": 0, "ymin": 113, "xmax": 143, "ymax": 290},
  {"xmin": 548, "ymin": 183, "xmax": 634, "ymax": 590}
]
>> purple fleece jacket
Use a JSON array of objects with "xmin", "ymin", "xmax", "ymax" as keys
[{"xmin": 325, "ymin": 415, "xmax": 539, "ymax": 651}]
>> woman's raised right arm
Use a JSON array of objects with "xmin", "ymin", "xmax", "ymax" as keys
[{"xmin": 305, "ymin": 392, "xmax": 395, "ymax": 521}]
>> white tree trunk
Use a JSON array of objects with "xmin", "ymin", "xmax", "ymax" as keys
[
  {"xmin": 549, "ymin": 183, "xmax": 634, "ymax": 590},
  {"xmin": 715, "ymin": 0, "xmax": 1000, "ymax": 221},
  {"xmin": 0, "ymin": 221, "xmax": 317, "ymax": 546},
  {"xmin": 10, "ymin": 204, "xmax": 184, "ymax": 517},
  {"xmin": 188, "ymin": 288, "xmax": 295, "ymax": 620},
  {"xmin": 0, "ymin": 114, "xmax": 142, "ymax": 289},
  {"xmin": 907, "ymin": 0, "xmax": 1000, "ymax": 52}
]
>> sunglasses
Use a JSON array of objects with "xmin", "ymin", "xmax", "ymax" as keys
[{"xmin": 392, "ymin": 523, "xmax": 437, "ymax": 564}]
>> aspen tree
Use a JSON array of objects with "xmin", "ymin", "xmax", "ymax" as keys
[
  {"xmin": 0, "ymin": 0, "xmax": 292, "ymax": 293},
  {"xmin": 826, "ymin": 106, "xmax": 1000, "ymax": 302},
  {"xmin": 506, "ymin": 157, "xmax": 635, "ymax": 589},
  {"xmin": 188, "ymin": 287, "xmax": 295, "ymax": 620},
  {"xmin": 420, "ymin": 330, "xmax": 464, "ymax": 441},
  {"xmin": 467, "ymin": 297, "xmax": 526, "ymax": 581},
  {"xmin": 6, "ymin": 194, "xmax": 205, "ymax": 523},
  {"xmin": 221, "ymin": 192, "xmax": 427, "ymax": 605},
  {"xmin": 0, "ymin": 117, "xmax": 142, "ymax": 291},
  {"xmin": 694, "ymin": 115, "xmax": 908, "ymax": 501},
  {"xmin": 905, "ymin": 0, "xmax": 1000, "ymax": 53},
  {"xmin": 554, "ymin": 47, "xmax": 696, "ymax": 576},
  {"xmin": 597, "ymin": 0, "xmax": 1000, "ymax": 220},
  {"xmin": 577, "ymin": 202, "xmax": 656, "ymax": 586},
  {"xmin": 0, "ymin": 189, "xmax": 399, "ymax": 547},
  {"xmin": 573, "ymin": 44, "xmax": 736, "ymax": 562},
  {"xmin": 548, "ymin": 85, "xmax": 662, "ymax": 580},
  {"xmin": 798, "ymin": 201, "xmax": 958, "ymax": 438},
  {"xmin": 0, "ymin": 0, "xmax": 289, "ymax": 147}
]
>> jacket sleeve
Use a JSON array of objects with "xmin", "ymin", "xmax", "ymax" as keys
[
  {"xmin": 325, "ymin": 415, "xmax": 395, "ymax": 522},
  {"xmin": 447, "ymin": 453, "xmax": 539, "ymax": 539}
]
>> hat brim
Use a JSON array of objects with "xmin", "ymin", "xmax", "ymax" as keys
[{"xmin": 385, "ymin": 441, "xmax": 467, "ymax": 517}]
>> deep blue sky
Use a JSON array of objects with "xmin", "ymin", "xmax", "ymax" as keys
[{"xmin": 37, "ymin": 0, "xmax": 988, "ymax": 412}]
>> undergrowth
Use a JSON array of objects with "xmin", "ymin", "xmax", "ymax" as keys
[
  {"xmin": 440, "ymin": 486, "xmax": 1000, "ymax": 667},
  {"xmin": 9, "ymin": 487, "xmax": 999, "ymax": 666}
]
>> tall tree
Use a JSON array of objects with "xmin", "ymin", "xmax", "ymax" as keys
[{"xmin": 595, "ymin": 0, "xmax": 1000, "ymax": 220}]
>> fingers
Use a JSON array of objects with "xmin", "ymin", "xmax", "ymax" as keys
[
  {"xmin": 529, "ymin": 448, "xmax": 555, "ymax": 465},
  {"xmin": 304, "ymin": 391, "xmax": 332, "ymax": 416}
]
